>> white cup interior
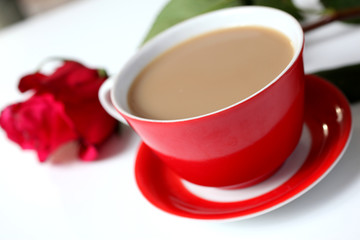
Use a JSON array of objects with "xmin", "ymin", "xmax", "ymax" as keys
[{"xmin": 111, "ymin": 6, "xmax": 304, "ymax": 122}]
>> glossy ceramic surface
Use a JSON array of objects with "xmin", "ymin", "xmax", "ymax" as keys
[
  {"xmin": 103, "ymin": 7, "xmax": 305, "ymax": 187},
  {"xmin": 134, "ymin": 75, "xmax": 352, "ymax": 221}
]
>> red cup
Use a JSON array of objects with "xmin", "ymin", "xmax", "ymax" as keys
[{"xmin": 99, "ymin": 6, "xmax": 305, "ymax": 188}]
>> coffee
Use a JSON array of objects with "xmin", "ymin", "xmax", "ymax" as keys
[{"xmin": 128, "ymin": 26, "xmax": 294, "ymax": 120}]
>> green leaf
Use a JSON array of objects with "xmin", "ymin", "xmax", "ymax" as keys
[
  {"xmin": 313, "ymin": 64, "xmax": 360, "ymax": 103},
  {"xmin": 97, "ymin": 69, "xmax": 108, "ymax": 78},
  {"xmin": 142, "ymin": 0, "xmax": 242, "ymax": 44},
  {"xmin": 320, "ymin": 0, "xmax": 360, "ymax": 23},
  {"xmin": 141, "ymin": 0, "xmax": 306, "ymax": 45},
  {"xmin": 252, "ymin": 0, "xmax": 303, "ymax": 20}
]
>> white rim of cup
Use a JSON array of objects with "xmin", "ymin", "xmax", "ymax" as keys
[{"xmin": 111, "ymin": 6, "xmax": 304, "ymax": 123}]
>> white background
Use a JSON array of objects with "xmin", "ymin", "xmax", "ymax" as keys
[{"xmin": 0, "ymin": 0, "xmax": 360, "ymax": 239}]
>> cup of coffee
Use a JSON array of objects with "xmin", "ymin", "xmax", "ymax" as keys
[{"xmin": 99, "ymin": 6, "xmax": 305, "ymax": 188}]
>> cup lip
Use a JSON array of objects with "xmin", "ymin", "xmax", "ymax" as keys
[{"xmin": 111, "ymin": 6, "xmax": 304, "ymax": 124}]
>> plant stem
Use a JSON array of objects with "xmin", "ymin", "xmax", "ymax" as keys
[{"xmin": 303, "ymin": 7, "xmax": 360, "ymax": 32}]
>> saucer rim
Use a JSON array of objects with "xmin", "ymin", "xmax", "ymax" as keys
[{"xmin": 134, "ymin": 75, "xmax": 353, "ymax": 221}]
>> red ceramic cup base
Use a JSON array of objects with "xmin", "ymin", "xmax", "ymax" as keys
[
  {"xmin": 220, "ymin": 165, "xmax": 284, "ymax": 190},
  {"xmin": 134, "ymin": 75, "xmax": 352, "ymax": 221}
]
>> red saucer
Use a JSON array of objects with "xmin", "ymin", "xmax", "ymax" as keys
[{"xmin": 134, "ymin": 75, "xmax": 352, "ymax": 221}]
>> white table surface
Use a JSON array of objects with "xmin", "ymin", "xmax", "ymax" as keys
[{"xmin": 1, "ymin": 0, "xmax": 360, "ymax": 239}]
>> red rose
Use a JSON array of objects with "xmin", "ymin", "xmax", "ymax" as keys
[
  {"xmin": 1, "ymin": 60, "xmax": 117, "ymax": 162},
  {"xmin": 0, "ymin": 94, "xmax": 78, "ymax": 162},
  {"xmin": 18, "ymin": 60, "xmax": 107, "ymax": 104}
]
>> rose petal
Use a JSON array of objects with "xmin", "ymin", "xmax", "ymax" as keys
[
  {"xmin": 64, "ymin": 99, "xmax": 117, "ymax": 145},
  {"xmin": 18, "ymin": 60, "xmax": 108, "ymax": 104},
  {"xmin": 0, "ymin": 94, "xmax": 79, "ymax": 162},
  {"xmin": 79, "ymin": 144, "xmax": 98, "ymax": 161},
  {"xmin": 18, "ymin": 72, "xmax": 47, "ymax": 93},
  {"xmin": 64, "ymin": 67, "xmax": 105, "ymax": 102}
]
